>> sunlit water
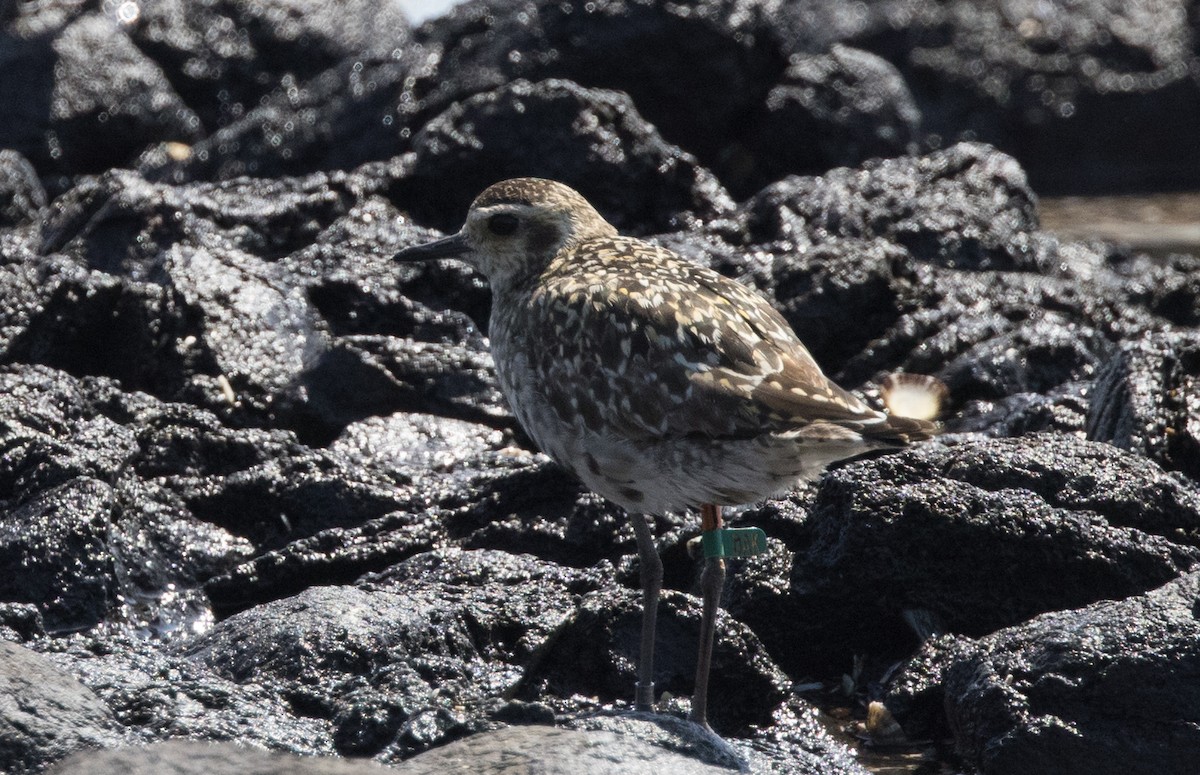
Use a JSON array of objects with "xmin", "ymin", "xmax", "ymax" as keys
[
  {"xmin": 1039, "ymin": 191, "xmax": 1200, "ymax": 259},
  {"xmin": 396, "ymin": 0, "xmax": 465, "ymax": 24}
]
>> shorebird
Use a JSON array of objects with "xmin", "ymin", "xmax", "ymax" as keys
[{"xmin": 394, "ymin": 178, "xmax": 940, "ymax": 730}]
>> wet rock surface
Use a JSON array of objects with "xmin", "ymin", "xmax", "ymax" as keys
[
  {"xmin": 1, "ymin": 1, "xmax": 1199, "ymax": 774},
  {"xmin": 726, "ymin": 435, "xmax": 1200, "ymax": 676},
  {"xmin": 47, "ymin": 740, "xmax": 397, "ymax": 775},
  {"xmin": 0, "ymin": 642, "xmax": 127, "ymax": 774},
  {"xmin": 1088, "ymin": 329, "xmax": 1200, "ymax": 481},
  {"xmin": 886, "ymin": 571, "xmax": 1200, "ymax": 775},
  {"xmin": 392, "ymin": 77, "xmax": 736, "ymax": 235},
  {"xmin": 773, "ymin": 0, "xmax": 1200, "ymax": 194}
]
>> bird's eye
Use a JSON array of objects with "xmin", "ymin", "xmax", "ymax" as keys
[{"xmin": 487, "ymin": 213, "xmax": 520, "ymax": 236}]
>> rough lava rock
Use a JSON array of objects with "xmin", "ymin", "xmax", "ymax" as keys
[
  {"xmin": 391, "ymin": 78, "xmax": 736, "ymax": 235},
  {"xmin": 413, "ymin": 0, "xmax": 788, "ymax": 173},
  {"xmin": 5, "ymin": 0, "xmax": 1200, "ymax": 194},
  {"xmin": 47, "ymin": 740, "xmax": 396, "ymax": 775},
  {"xmin": 0, "ymin": 641, "xmax": 127, "ymax": 774},
  {"xmin": 0, "ymin": 478, "xmax": 120, "ymax": 632},
  {"xmin": 887, "ymin": 571, "xmax": 1200, "ymax": 775},
  {"xmin": 2, "ymin": 2, "xmax": 1200, "ymax": 774},
  {"xmin": 733, "ymin": 44, "xmax": 921, "ymax": 197},
  {"xmin": 1088, "ymin": 329, "xmax": 1200, "ymax": 482},
  {"xmin": 774, "ymin": 0, "xmax": 1200, "ymax": 193},
  {"xmin": 0, "ymin": 9, "xmax": 200, "ymax": 178},
  {"xmin": 0, "ymin": 150, "xmax": 47, "ymax": 228},
  {"xmin": 725, "ymin": 435, "xmax": 1200, "ymax": 675},
  {"xmin": 128, "ymin": 0, "xmax": 411, "ymax": 133}
]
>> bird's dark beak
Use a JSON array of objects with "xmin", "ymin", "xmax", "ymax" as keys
[{"xmin": 393, "ymin": 233, "xmax": 470, "ymax": 262}]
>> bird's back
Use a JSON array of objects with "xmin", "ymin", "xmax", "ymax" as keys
[{"xmin": 494, "ymin": 234, "xmax": 926, "ymax": 444}]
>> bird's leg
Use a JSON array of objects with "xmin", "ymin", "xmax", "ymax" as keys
[
  {"xmin": 690, "ymin": 502, "xmax": 725, "ymax": 730},
  {"xmin": 630, "ymin": 510, "xmax": 662, "ymax": 712}
]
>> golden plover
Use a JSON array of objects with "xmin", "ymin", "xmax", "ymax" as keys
[{"xmin": 395, "ymin": 178, "xmax": 940, "ymax": 730}]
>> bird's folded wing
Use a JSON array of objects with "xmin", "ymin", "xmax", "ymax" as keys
[{"xmin": 526, "ymin": 249, "xmax": 893, "ymax": 441}]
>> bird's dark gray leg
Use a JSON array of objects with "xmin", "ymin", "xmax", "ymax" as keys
[
  {"xmin": 689, "ymin": 503, "xmax": 725, "ymax": 730},
  {"xmin": 630, "ymin": 511, "xmax": 662, "ymax": 711}
]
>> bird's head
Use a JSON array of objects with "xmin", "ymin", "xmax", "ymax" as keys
[{"xmin": 394, "ymin": 178, "xmax": 618, "ymax": 287}]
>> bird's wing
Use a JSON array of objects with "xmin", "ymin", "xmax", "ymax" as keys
[{"xmin": 523, "ymin": 238, "xmax": 901, "ymax": 441}]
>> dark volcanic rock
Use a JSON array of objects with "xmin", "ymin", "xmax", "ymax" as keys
[
  {"xmin": 920, "ymin": 571, "xmax": 1200, "ymax": 775},
  {"xmin": 726, "ymin": 435, "xmax": 1200, "ymax": 675},
  {"xmin": 410, "ymin": 0, "xmax": 1200, "ymax": 195},
  {"xmin": 188, "ymin": 550, "xmax": 609, "ymax": 759},
  {"xmin": 0, "ymin": 364, "xmax": 294, "ymax": 629},
  {"xmin": 0, "ymin": 362, "xmax": 466, "ymax": 632},
  {"xmin": 41, "ymin": 168, "xmax": 360, "ymax": 271},
  {"xmin": 740, "ymin": 143, "xmax": 1038, "ymax": 268},
  {"xmin": 0, "ymin": 150, "xmax": 46, "ymax": 228},
  {"xmin": 15, "ymin": 170, "xmax": 346, "ymax": 422},
  {"xmin": 48, "ymin": 14, "xmax": 202, "ymax": 174},
  {"xmin": 1115, "ymin": 252, "xmax": 1200, "ymax": 329},
  {"xmin": 304, "ymin": 334, "xmax": 505, "ymax": 435},
  {"xmin": 129, "ymin": 0, "xmax": 411, "ymax": 133},
  {"xmin": 951, "ymin": 380, "xmax": 1094, "ymax": 439},
  {"xmin": 0, "ymin": 478, "xmax": 118, "ymax": 632},
  {"xmin": 395, "ymin": 722, "xmax": 741, "ymax": 775},
  {"xmin": 936, "ymin": 314, "xmax": 1107, "ymax": 400},
  {"xmin": 417, "ymin": 0, "xmax": 786, "ymax": 171},
  {"xmin": 7, "ymin": 0, "xmax": 1199, "ymax": 198},
  {"xmin": 140, "ymin": 0, "xmax": 922, "ymax": 197},
  {"xmin": 153, "ymin": 49, "xmax": 434, "ymax": 183},
  {"xmin": 48, "ymin": 740, "xmax": 396, "ymax": 775},
  {"xmin": 876, "ymin": 632, "xmax": 965, "ymax": 741},
  {"xmin": 0, "ymin": 641, "xmax": 127, "ymax": 774},
  {"xmin": 199, "ymin": 445, "xmax": 623, "ymax": 617},
  {"xmin": 715, "ymin": 144, "xmax": 1126, "ymax": 387},
  {"xmin": 1, "ymin": 255, "xmax": 201, "ymax": 404},
  {"xmin": 564, "ymin": 711, "xmax": 869, "ymax": 775},
  {"xmin": 1088, "ymin": 329, "xmax": 1200, "ymax": 482},
  {"xmin": 0, "ymin": 602, "xmax": 45, "ymax": 643},
  {"xmin": 834, "ymin": 265, "xmax": 1130, "ymax": 406},
  {"xmin": 0, "ymin": 0, "xmax": 411, "ymax": 183},
  {"xmin": 777, "ymin": 0, "xmax": 1200, "ymax": 194},
  {"xmin": 173, "ymin": 433, "xmax": 409, "ymax": 553},
  {"xmin": 163, "ymin": 242, "xmax": 328, "ymax": 422},
  {"xmin": 0, "ymin": 10, "xmax": 200, "ymax": 177},
  {"xmin": 330, "ymin": 413, "xmax": 505, "ymax": 478},
  {"xmin": 35, "ymin": 630, "xmax": 334, "ymax": 759},
  {"xmin": 734, "ymin": 146, "xmax": 1200, "ymax": 408},
  {"xmin": 733, "ymin": 45, "xmax": 921, "ymax": 197},
  {"xmin": 392, "ymin": 78, "xmax": 735, "ymax": 235},
  {"xmin": 0, "ymin": 365, "xmax": 139, "ymax": 502},
  {"xmin": 283, "ymin": 179, "xmax": 493, "ymax": 335},
  {"xmin": 395, "ymin": 715, "xmax": 870, "ymax": 775},
  {"xmin": 517, "ymin": 586, "xmax": 789, "ymax": 734},
  {"xmin": 761, "ymin": 237, "xmax": 918, "ymax": 371},
  {"xmin": 6, "ymin": 165, "xmax": 504, "ymax": 440}
]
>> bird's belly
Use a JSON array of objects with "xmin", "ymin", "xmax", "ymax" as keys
[
  {"xmin": 559, "ymin": 429, "xmax": 875, "ymax": 515},
  {"xmin": 490, "ymin": 334, "xmax": 878, "ymax": 515},
  {"xmin": 509, "ymin": 391, "xmax": 871, "ymax": 514}
]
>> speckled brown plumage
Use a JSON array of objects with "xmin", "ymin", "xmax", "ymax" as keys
[
  {"xmin": 394, "ymin": 177, "xmax": 939, "ymax": 730},
  {"xmin": 395, "ymin": 178, "xmax": 933, "ymax": 514}
]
